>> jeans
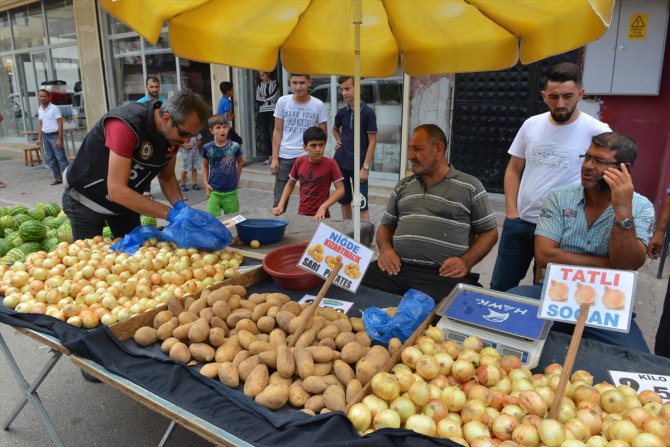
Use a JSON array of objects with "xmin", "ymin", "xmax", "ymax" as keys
[
  {"xmin": 507, "ymin": 284, "xmax": 650, "ymax": 353},
  {"xmin": 490, "ymin": 218, "xmax": 536, "ymax": 291},
  {"xmin": 273, "ymin": 157, "xmax": 297, "ymax": 208},
  {"xmin": 42, "ymin": 133, "xmax": 69, "ymax": 180},
  {"xmin": 259, "ymin": 111, "xmax": 274, "ymax": 158},
  {"xmin": 62, "ymin": 192, "xmax": 140, "ymax": 240}
]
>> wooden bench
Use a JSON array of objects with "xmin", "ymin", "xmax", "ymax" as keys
[{"xmin": 23, "ymin": 146, "xmax": 42, "ymax": 166}]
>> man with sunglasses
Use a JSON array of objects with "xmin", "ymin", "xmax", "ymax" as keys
[
  {"xmin": 509, "ymin": 132, "xmax": 655, "ymax": 352},
  {"xmin": 63, "ymin": 90, "xmax": 209, "ymax": 240}
]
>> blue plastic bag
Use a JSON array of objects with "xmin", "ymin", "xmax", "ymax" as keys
[
  {"xmin": 363, "ymin": 289, "xmax": 435, "ymax": 344},
  {"xmin": 162, "ymin": 205, "xmax": 232, "ymax": 251},
  {"xmin": 110, "ymin": 225, "xmax": 166, "ymax": 255}
]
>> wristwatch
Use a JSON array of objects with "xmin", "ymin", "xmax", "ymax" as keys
[
  {"xmin": 614, "ymin": 217, "xmax": 634, "ymax": 230},
  {"xmin": 362, "ymin": 163, "xmax": 370, "ymax": 170}
]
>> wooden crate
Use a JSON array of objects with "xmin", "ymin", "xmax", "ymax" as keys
[{"xmin": 109, "ymin": 267, "xmax": 268, "ymax": 341}]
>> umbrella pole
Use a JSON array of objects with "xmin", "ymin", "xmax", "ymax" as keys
[{"xmin": 353, "ymin": 0, "xmax": 362, "ymax": 243}]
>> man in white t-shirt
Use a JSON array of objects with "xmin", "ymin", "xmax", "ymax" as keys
[
  {"xmin": 37, "ymin": 89, "xmax": 69, "ymax": 185},
  {"xmin": 271, "ymin": 74, "xmax": 328, "ymax": 207},
  {"xmin": 491, "ymin": 62, "xmax": 611, "ymax": 291}
]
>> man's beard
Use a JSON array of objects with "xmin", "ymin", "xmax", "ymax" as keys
[{"xmin": 550, "ymin": 107, "xmax": 576, "ymax": 124}]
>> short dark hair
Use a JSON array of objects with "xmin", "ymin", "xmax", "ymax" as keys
[
  {"xmin": 591, "ymin": 132, "xmax": 638, "ymax": 166},
  {"xmin": 208, "ymin": 114, "xmax": 229, "ymax": 128},
  {"xmin": 544, "ymin": 62, "xmax": 582, "ymax": 88},
  {"xmin": 289, "ymin": 73, "xmax": 311, "ymax": 80},
  {"xmin": 38, "ymin": 88, "xmax": 49, "ymax": 95},
  {"xmin": 303, "ymin": 126, "xmax": 326, "ymax": 145},
  {"xmin": 146, "ymin": 76, "xmax": 160, "ymax": 85},
  {"xmin": 219, "ymin": 81, "xmax": 233, "ymax": 95},
  {"xmin": 413, "ymin": 124, "xmax": 448, "ymax": 152},
  {"xmin": 337, "ymin": 76, "xmax": 353, "ymax": 85},
  {"xmin": 158, "ymin": 89, "xmax": 209, "ymax": 126}
]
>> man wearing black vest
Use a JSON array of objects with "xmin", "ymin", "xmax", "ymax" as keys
[{"xmin": 63, "ymin": 90, "xmax": 209, "ymax": 240}]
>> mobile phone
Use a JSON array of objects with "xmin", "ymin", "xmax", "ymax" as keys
[{"xmin": 597, "ymin": 163, "xmax": 632, "ymax": 192}]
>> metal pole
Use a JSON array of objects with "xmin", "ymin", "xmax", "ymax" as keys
[{"xmin": 353, "ymin": 0, "xmax": 362, "ymax": 242}]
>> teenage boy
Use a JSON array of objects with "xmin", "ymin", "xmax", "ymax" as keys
[
  {"xmin": 332, "ymin": 76, "xmax": 377, "ymax": 221},
  {"xmin": 201, "ymin": 115, "xmax": 244, "ymax": 216},
  {"xmin": 271, "ymin": 74, "xmax": 328, "ymax": 208},
  {"xmin": 272, "ymin": 127, "xmax": 344, "ymax": 222}
]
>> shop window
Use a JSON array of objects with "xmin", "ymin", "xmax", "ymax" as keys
[
  {"xmin": 10, "ymin": 4, "xmax": 45, "ymax": 50},
  {"xmin": 45, "ymin": 0, "xmax": 76, "ymax": 45},
  {"xmin": 0, "ymin": 13, "xmax": 12, "ymax": 53}
]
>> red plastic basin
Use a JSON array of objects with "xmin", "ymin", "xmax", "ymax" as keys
[{"xmin": 262, "ymin": 242, "xmax": 323, "ymax": 291}]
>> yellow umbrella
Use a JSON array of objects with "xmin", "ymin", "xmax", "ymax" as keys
[{"xmin": 100, "ymin": 0, "xmax": 614, "ymax": 240}]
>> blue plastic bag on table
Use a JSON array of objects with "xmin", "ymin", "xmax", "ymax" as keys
[
  {"xmin": 110, "ymin": 225, "xmax": 166, "ymax": 255},
  {"xmin": 162, "ymin": 204, "xmax": 232, "ymax": 251},
  {"xmin": 363, "ymin": 289, "xmax": 435, "ymax": 344}
]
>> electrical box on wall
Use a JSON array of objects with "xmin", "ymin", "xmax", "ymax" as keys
[{"xmin": 583, "ymin": 0, "xmax": 669, "ymax": 95}]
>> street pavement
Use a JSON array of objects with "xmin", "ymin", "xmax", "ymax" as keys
[{"xmin": 0, "ymin": 154, "xmax": 668, "ymax": 446}]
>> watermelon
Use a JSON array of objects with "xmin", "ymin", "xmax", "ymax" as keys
[
  {"xmin": 0, "ymin": 215, "xmax": 16, "ymax": 230},
  {"xmin": 4, "ymin": 247, "xmax": 25, "ymax": 262},
  {"xmin": 43, "ymin": 216, "xmax": 58, "ymax": 228},
  {"xmin": 58, "ymin": 222, "xmax": 73, "ymax": 243},
  {"xmin": 19, "ymin": 242, "xmax": 42, "ymax": 255},
  {"xmin": 44, "ymin": 202, "xmax": 61, "ymax": 218},
  {"xmin": 8, "ymin": 204, "xmax": 29, "ymax": 216},
  {"xmin": 42, "ymin": 237, "xmax": 60, "ymax": 253},
  {"xmin": 0, "ymin": 207, "xmax": 8, "ymax": 217},
  {"xmin": 0, "ymin": 226, "xmax": 4, "ymax": 238},
  {"xmin": 51, "ymin": 216, "xmax": 67, "ymax": 228},
  {"xmin": 29, "ymin": 207, "xmax": 46, "ymax": 221},
  {"xmin": 140, "ymin": 215, "xmax": 157, "ymax": 227},
  {"xmin": 19, "ymin": 220, "xmax": 47, "ymax": 242},
  {"xmin": 0, "ymin": 239, "xmax": 12, "ymax": 256},
  {"xmin": 13, "ymin": 214, "xmax": 31, "ymax": 226},
  {"xmin": 6, "ymin": 232, "xmax": 23, "ymax": 248},
  {"xmin": 46, "ymin": 229, "xmax": 58, "ymax": 239}
]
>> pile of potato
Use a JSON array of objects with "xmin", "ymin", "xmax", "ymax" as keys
[{"xmin": 132, "ymin": 284, "xmax": 396, "ymax": 413}]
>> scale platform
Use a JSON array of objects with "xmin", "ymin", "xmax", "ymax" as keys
[{"xmin": 436, "ymin": 284, "xmax": 552, "ymax": 368}]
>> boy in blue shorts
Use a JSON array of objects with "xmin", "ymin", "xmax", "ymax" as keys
[
  {"xmin": 201, "ymin": 115, "xmax": 244, "ymax": 216},
  {"xmin": 179, "ymin": 135, "xmax": 202, "ymax": 191}
]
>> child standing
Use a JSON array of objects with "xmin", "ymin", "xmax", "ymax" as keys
[
  {"xmin": 272, "ymin": 127, "xmax": 344, "ymax": 221},
  {"xmin": 179, "ymin": 135, "xmax": 202, "ymax": 191},
  {"xmin": 201, "ymin": 115, "xmax": 245, "ymax": 216}
]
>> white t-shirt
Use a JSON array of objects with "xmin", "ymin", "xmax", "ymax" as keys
[
  {"xmin": 274, "ymin": 95, "xmax": 328, "ymax": 159},
  {"xmin": 38, "ymin": 103, "xmax": 62, "ymax": 133},
  {"xmin": 509, "ymin": 111, "xmax": 611, "ymax": 223}
]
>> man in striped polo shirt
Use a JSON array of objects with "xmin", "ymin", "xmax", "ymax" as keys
[{"xmin": 362, "ymin": 124, "xmax": 498, "ymax": 303}]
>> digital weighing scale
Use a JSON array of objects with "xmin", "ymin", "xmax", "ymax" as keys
[{"xmin": 435, "ymin": 285, "xmax": 553, "ymax": 368}]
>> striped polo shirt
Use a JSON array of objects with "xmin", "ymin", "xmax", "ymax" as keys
[
  {"xmin": 381, "ymin": 165, "xmax": 496, "ymax": 267},
  {"xmin": 535, "ymin": 183, "xmax": 655, "ymax": 256}
]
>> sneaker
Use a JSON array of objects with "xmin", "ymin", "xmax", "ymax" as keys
[
  {"xmin": 50, "ymin": 179, "xmax": 63, "ymax": 185},
  {"xmin": 192, "ymin": 184, "xmax": 202, "ymax": 191},
  {"xmin": 180, "ymin": 184, "xmax": 189, "ymax": 191}
]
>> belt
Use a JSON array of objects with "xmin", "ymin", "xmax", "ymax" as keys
[{"xmin": 42, "ymin": 131, "xmax": 59, "ymax": 136}]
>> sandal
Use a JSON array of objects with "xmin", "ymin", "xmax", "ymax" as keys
[{"xmin": 180, "ymin": 184, "xmax": 189, "ymax": 192}]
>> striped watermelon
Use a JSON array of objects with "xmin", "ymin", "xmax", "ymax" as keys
[
  {"xmin": 6, "ymin": 232, "xmax": 23, "ymax": 248},
  {"xmin": 44, "ymin": 202, "xmax": 61, "ymax": 218},
  {"xmin": 13, "ymin": 214, "xmax": 31, "ymax": 226},
  {"xmin": 0, "ymin": 239, "xmax": 12, "ymax": 256},
  {"xmin": 0, "ymin": 207, "xmax": 8, "ymax": 217},
  {"xmin": 42, "ymin": 237, "xmax": 60, "ymax": 253},
  {"xmin": 4, "ymin": 247, "xmax": 25, "ymax": 262},
  {"xmin": 0, "ymin": 226, "xmax": 4, "ymax": 238},
  {"xmin": 0, "ymin": 215, "xmax": 16, "ymax": 230},
  {"xmin": 58, "ymin": 222, "xmax": 73, "ymax": 243},
  {"xmin": 19, "ymin": 242, "xmax": 42, "ymax": 255},
  {"xmin": 29, "ymin": 207, "xmax": 46, "ymax": 221},
  {"xmin": 8, "ymin": 205, "xmax": 29, "ymax": 216},
  {"xmin": 19, "ymin": 220, "xmax": 47, "ymax": 242}
]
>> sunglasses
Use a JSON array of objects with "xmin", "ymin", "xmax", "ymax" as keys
[{"xmin": 171, "ymin": 117, "xmax": 196, "ymax": 139}]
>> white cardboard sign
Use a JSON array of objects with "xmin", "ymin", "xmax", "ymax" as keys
[
  {"xmin": 609, "ymin": 370, "xmax": 670, "ymax": 402},
  {"xmin": 537, "ymin": 264, "xmax": 636, "ymax": 333},
  {"xmin": 297, "ymin": 223, "xmax": 373, "ymax": 293},
  {"xmin": 298, "ymin": 295, "xmax": 354, "ymax": 315}
]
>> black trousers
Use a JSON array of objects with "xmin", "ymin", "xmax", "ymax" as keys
[
  {"xmin": 62, "ymin": 192, "xmax": 140, "ymax": 240},
  {"xmin": 362, "ymin": 260, "xmax": 481, "ymax": 305},
  {"xmin": 656, "ymin": 278, "xmax": 670, "ymax": 357}
]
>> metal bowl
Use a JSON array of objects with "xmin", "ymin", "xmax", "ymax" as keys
[{"xmin": 235, "ymin": 218, "xmax": 288, "ymax": 245}]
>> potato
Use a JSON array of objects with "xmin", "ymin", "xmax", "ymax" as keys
[
  {"xmin": 301, "ymin": 409, "xmax": 316, "ymax": 416},
  {"xmin": 167, "ymin": 296, "xmax": 184, "ymax": 316},
  {"xmin": 306, "ymin": 346, "xmax": 335, "ymax": 363},
  {"xmin": 317, "ymin": 324, "xmax": 339, "ymax": 341},
  {"xmin": 275, "ymin": 310, "xmax": 295, "ymax": 332},
  {"xmin": 281, "ymin": 301, "xmax": 302, "ymax": 316},
  {"xmin": 288, "ymin": 316, "xmax": 306, "ymax": 334},
  {"xmin": 340, "ymin": 341, "xmax": 366, "ymax": 364},
  {"xmin": 355, "ymin": 331, "xmax": 372, "ymax": 348},
  {"xmin": 169, "ymin": 342, "xmax": 191, "ymax": 363},
  {"xmin": 313, "ymin": 362, "xmax": 333, "ymax": 376},
  {"xmin": 333, "ymin": 359, "xmax": 355, "ymax": 385},
  {"xmin": 215, "ymin": 335, "xmax": 242, "ymax": 363},
  {"xmin": 212, "ymin": 300, "xmax": 231, "ymax": 320},
  {"xmin": 188, "ymin": 318, "xmax": 210, "ymax": 343},
  {"xmin": 268, "ymin": 328, "xmax": 287, "ymax": 347},
  {"xmin": 238, "ymin": 355, "xmax": 261, "ymax": 382},
  {"xmin": 230, "ymin": 285, "xmax": 247, "ymax": 298},
  {"xmin": 251, "ymin": 302, "xmax": 271, "ymax": 322},
  {"xmin": 156, "ymin": 317, "xmax": 179, "ymax": 341},
  {"xmin": 294, "ymin": 348, "xmax": 314, "ymax": 379},
  {"xmin": 276, "ymin": 345, "xmax": 295, "ymax": 378},
  {"xmin": 303, "ymin": 376, "xmax": 328, "ymax": 394},
  {"xmin": 317, "ymin": 307, "xmax": 340, "ymax": 322},
  {"xmin": 207, "ymin": 287, "xmax": 230, "ymax": 306},
  {"xmin": 183, "ymin": 296, "xmax": 196, "ymax": 311},
  {"xmin": 153, "ymin": 310, "xmax": 174, "ymax": 329},
  {"xmin": 226, "ymin": 308, "xmax": 252, "ymax": 328},
  {"xmin": 239, "ymin": 300, "xmax": 255, "ymax": 311},
  {"xmin": 256, "ymin": 316, "xmax": 276, "ymax": 334},
  {"xmin": 249, "ymin": 341, "xmax": 275, "ymax": 356},
  {"xmin": 295, "ymin": 328, "xmax": 316, "ymax": 348},
  {"xmin": 266, "ymin": 292, "xmax": 291, "ymax": 306},
  {"xmin": 209, "ymin": 327, "xmax": 226, "ymax": 347},
  {"xmin": 235, "ymin": 318, "xmax": 258, "ymax": 334},
  {"xmin": 255, "ymin": 384, "xmax": 289, "ymax": 410},
  {"xmin": 237, "ymin": 329, "xmax": 257, "ymax": 350},
  {"xmin": 355, "ymin": 358, "xmax": 377, "ymax": 384},
  {"xmin": 173, "ymin": 322, "xmax": 193, "ymax": 341},
  {"xmin": 200, "ymin": 288, "xmax": 211, "ymax": 301},
  {"xmin": 335, "ymin": 332, "xmax": 356, "ymax": 350},
  {"xmin": 269, "ymin": 371, "xmax": 293, "ymax": 388},
  {"xmin": 388, "ymin": 337, "xmax": 402, "ymax": 355},
  {"xmin": 243, "ymin": 364, "xmax": 269, "ymax": 398},
  {"xmin": 247, "ymin": 293, "xmax": 267, "ymax": 305},
  {"xmin": 199, "ymin": 307, "xmax": 215, "ymax": 323},
  {"xmin": 346, "ymin": 379, "xmax": 363, "ymax": 404},
  {"xmin": 256, "ymin": 333, "xmax": 269, "ymax": 343},
  {"xmin": 323, "ymin": 385, "xmax": 346, "ymax": 411},
  {"xmin": 266, "ymin": 306, "xmax": 281, "ymax": 319},
  {"xmin": 209, "ymin": 317, "xmax": 229, "ymax": 334},
  {"xmin": 178, "ymin": 311, "xmax": 199, "ymax": 325},
  {"xmin": 161, "ymin": 337, "xmax": 180, "ymax": 354},
  {"xmin": 188, "ymin": 297, "xmax": 208, "ymax": 316},
  {"xmin": 323, "ymin": 375, "xmax": 341, "ymax": 387},
  {"xmin": 350, "ymin": 317, "xmax": 365, "ymax": 333},
  {"xmin": 218, "ymin": 362, "xmax": 239, "ymax": 387},
  {"xmin": 366, "ymin": 346, "xmax": 391, "ymax": 369},
  {"xmin": 331, "ymin": 319, "xmax": 353, "ymax": 333},
  {"xmin": 228, "ymin": 294, "xmax": 241, "ymax": 310},
  {"xmin": 199, "ymin": 363, "xmax": 221, "ymax": 378},
  {"xmin": 288, "ymin": 380, "xmax": 311, "ymax": 407},
  {"xmin": 134, "ymin": 327, "xmax": 158, "ymax": 346},
  {"xmin": 232, "ymin": 350, "xmax": 251, "ymax": 368},
  {"xmin": 309, "ymin": 316, "xmax": 327, "ymax": 334},
  {"xmin": 304, "ymin": 394, "xmax": 325, "ymax": 413},
  {"xmin": 318, "ymin": 338, "xmax": 336, "ymax": 349},
  {"xmin": 189, "ymin": 343, "xmax": 215, "ymax": 362}
]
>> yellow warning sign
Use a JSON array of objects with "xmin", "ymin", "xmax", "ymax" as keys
[{"xmin": 628, "ymin": 13, "xmax": 648, "ymax": 40}]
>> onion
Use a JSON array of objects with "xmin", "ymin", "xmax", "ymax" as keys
[
  {"xmin": 623, "ymin": 407, "xmax": 652, "ymax": 429},
  {"xmin": 408, "ymin": 380, "xmax": 432, "ymax": 407},
  {"xmin": 422, "ymin": 398, "xmax": 447, "ymax": 423},
  {"xmin": 442, "ymin": 386, "xmax": 467, "ymax": 412},
  {"xmin": 477, "ymin": 364, "xmax": 503, "ymax": 387},
  {"xmin": 441, "ymin": 340, "xmax": 461, "ymax": 359},
  {"xmin": 638, "ymin": 390, "xmax": 663, "ymax": 405},
  {"xmin": 501, "ymin": 404, "xmax": 526, "ymax": 421},
  {"xmin": 537, "ymin": 419, "xmax": 566, "ymax": 447},
  {"xmin": 452, "ymin": 359, "xmax": 476, "ymax": 383},
  {"xmin": 436, "ymin": 417, "xmax": 463, "ymax": 439},
  {"xmin": 492, "ymin": 413, "xmax": 519, "ymax": 440},
  {"xmin": 512, "ymin": 423, "xmax": 540, "ymax": 447},
  {"xmin": 565, "ymin": 417, "xmax": 591, "ymax": 441},
  {"xmin": 468, "ymin": 384, "xmax": 492, "ymax": 405},
  {"xmin": 576, "ymin": 408, "xmax": 603, "ymax": 436},
  {"xmin": 630, "ymin": 432, "xmax": 665, "ymax": 447},
  {"xmin": 607, "ymin": 420, "xmax": 639, "ymax": 443},
  {"xmin": 463, "ymin": 420, "xmax": 490, "ymax": 443},
  {"xmin": 362, "ymin": 394, "xmax": 388, "ymax": 419},
  {"xmin": 416, "ymin": 355, "xmax": 441, "ymax": 380},
  {"xmin": 644, "ymin": 402, "xmax": 663, "ymax": 417},
  {"xmin": 462, "ymin": 399, "xmax": 489, "ymax": 424},
  {"xmin": 462, "ymin": 336, "xmax": 484, "ymax": 352},
  {"xmin": 601, "ymin": 389, "xmax": 626, "ymax": 414},
  {"xmin": 389, "ymin": 396, "xmax": 416, "ymax": 423},
  {"xmin": 643, "ymin": 418, "xmax": 670, "ymax": 445},
  {"xmin": 347, "ymin": 403, "xmax": 372, "ymax": 432},
  {"xmin": 585, "ymin": 435, "xmax": 608, "ymax": 447},
  {"xmin": 394, "ymin": 369, "xmax": 416, "ymax": 393},
  {"xmin": 405, "ymin": 414, "xmax": 436, "ymax": 436},
  {"xmin": 401, "ymin": 346, "xmax": 423, "ymax": 368}
]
